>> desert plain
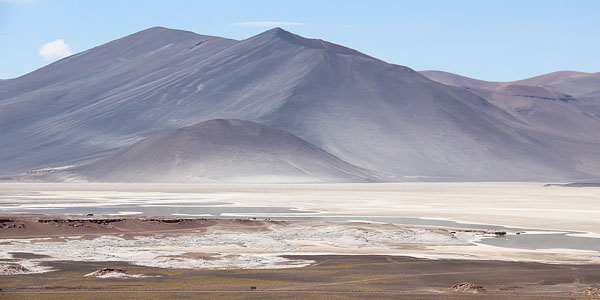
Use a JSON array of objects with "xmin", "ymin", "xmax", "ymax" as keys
[{"xmin": 1, "ymin": 182, "xmax": 599, "ymax": 299}]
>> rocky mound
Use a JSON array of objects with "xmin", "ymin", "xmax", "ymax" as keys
[
  {"xmin": 0, "ymin": 263, "xmax": 30, "ymax": 275},
  {"xmin": 85, "ymin": 268, "xmax": 153, "ymax": 278},
  {"xmin": 75, "ymin": 119, "xmax": 376, "ymax": 183},
  {"xmin": 85, "ymin": 268, "xmax": 127, "ymax": 277},
  {"xmin": 584, "ymin": 287, "xmax": 600, "ymax": 296},
  {"xmin": 451, "ymin": 282, "xmax": 487, "ymax": 293}
]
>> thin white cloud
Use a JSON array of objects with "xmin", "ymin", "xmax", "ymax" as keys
[
  {"xmin": 38, "ymin": 39, "xmax": 72, "ymax": 62},
  {"xmin": 231, "ymin": 21, "xmax": 304, "ymax": 27}
]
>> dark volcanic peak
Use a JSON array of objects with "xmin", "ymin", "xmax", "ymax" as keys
[
  {"xmin": 82, "ymin": 25, "xmax": 229, "ymax": 60},
  {"xmin": 123, "ymin": 26, "xmax": 201, "ymax": 40},
  {"xmin": 248, "ymin": 27, "xmax": 372, "ymax": 59},
  {"xmin": 0, "ymin": 26, "xmax": 228, "ymax": 95}
]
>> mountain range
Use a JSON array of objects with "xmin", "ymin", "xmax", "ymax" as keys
[{"xmin": 1, "ymin": 27, "xmax": 599, "ymax": 182}]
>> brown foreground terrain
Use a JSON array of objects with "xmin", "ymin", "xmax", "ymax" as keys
[
  {"xmin": 2, "ymin": 255, "xmax": 600, "ymax": 300},
  {"xmin": 0, "ymin": 214, "xmax": 228, "ymax": 239},
  {"xmin": 1, "ymin": 215, "xmax": 600, "ymax": 299}
]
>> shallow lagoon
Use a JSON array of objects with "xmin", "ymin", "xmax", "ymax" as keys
[{"xmin": 2, "ymin": 203, "xmax": 599, "ymax": 253}]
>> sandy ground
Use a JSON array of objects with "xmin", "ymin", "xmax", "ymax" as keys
[
  {"xmin": 2, "ymin": 255, "xmax": 600, "ymax": 300},
  {"xmin": 0, "ymin": 183, "xmax": 599, "ymax": 274}
]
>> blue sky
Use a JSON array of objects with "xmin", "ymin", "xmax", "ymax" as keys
[{"xmin": 1, "ymin": 0, "xmax": 599, "ymax": 81}]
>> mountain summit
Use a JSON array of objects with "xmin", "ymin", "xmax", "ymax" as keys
[{"xmin": 249, "ymin": 27, "xmax": 372, "ymax": 58}]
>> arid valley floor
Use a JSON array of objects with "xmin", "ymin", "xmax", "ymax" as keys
[{"xmin": 1, "ymin": 182, "xmax": 599, "ymax": 299}]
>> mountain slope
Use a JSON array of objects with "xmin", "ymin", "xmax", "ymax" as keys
[
  {"xmin": 69, "ymin": 119, "xmax": 375, "ymax": 183},
  {"xmin": 418, "ymin": 70, "xmax": 600, "ymax": 180},
  {"xmin": 418, "ymin": 70, "xmax": 500, "ymax": 89},
  {"xmin": 419, "ymin": 70, "xmax": 600, "ymax": 125},
  {"xmin": 2, "ymin": 27, "xmax": 600, "ymax": 181},
  {"xmin": 0, "ymin": 27, "xmax": 238, "ymax": 174}
]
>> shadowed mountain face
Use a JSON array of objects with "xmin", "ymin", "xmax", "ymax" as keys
[
  {"xmin": 2, "ymin": 27, "xmax": 600, "ymax": 182},
  {"xmin": 73, "ymin": 119, "xmax": 376, "ymax": 183}
]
